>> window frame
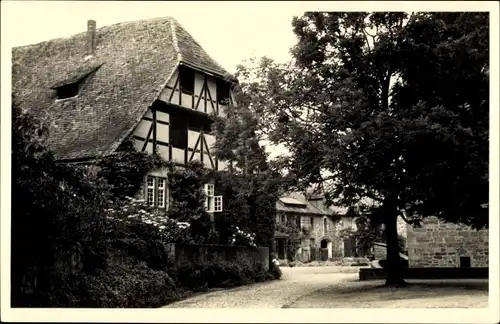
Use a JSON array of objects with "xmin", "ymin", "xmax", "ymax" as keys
[
  {"xmin": 214, "ymin": 195, "xmax": 223, "ymax": 212},
  {"xmin": 145, "ymin": 175, "xmax": 168, "ymax": 209},
  {"xmin": 204, "ymin": 183, "xmax": 216, "ymax": 212},
  {"xmin": 146, "ymin": 176, "xmax": 156, "ymax": 207}
]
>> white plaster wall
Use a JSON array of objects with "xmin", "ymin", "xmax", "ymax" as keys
[{"xmin": 134, "ymin": 119, "xmax": 152, "ymax": 138}]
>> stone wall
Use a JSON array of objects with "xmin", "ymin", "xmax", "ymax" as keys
[
  {"xmin": 397, "ymin": 216, "xmax": 407, "ymax": 239},
  {"xmin": 288, "ymin": 214, "xmax": 344, "ymax": 262},
  {"xmin": 406, "ymin": 216, "xmax": 488, "ymax": 268}
]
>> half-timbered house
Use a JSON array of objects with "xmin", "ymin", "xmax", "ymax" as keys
[{"xmin": 12, "ymin": 17, "xmax": 237, "ymax": 212}]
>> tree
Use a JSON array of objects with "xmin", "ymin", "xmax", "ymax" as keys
[
  {"xmin": 11, "ymin": 104, "xmax": 109, "ymax": 305},
  {"xmin": 235, "ymin": 12, "xmax": 488, "ymax": 285},
  {"xmin": 211, "ymin": 81, "xmax": 289, "ymax": 252}
]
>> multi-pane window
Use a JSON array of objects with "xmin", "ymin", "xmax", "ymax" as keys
[
  {"xmin": 157, "ymin": 178, "xmax": 166, "ymax": 208},
  {"xmin": 147, "ymin": 176, "xmax": 155, "ymax": 206},
  {"xmin": 145, "ymin": 175, "xmax": 168, "ymax": 209},
  {"xmin": 204, "ymin": 183, "xmax": 223, "ymax": 213},
  {"xmin": 214, "ymin": 196, "xmax": 223, "ymax": 212}
]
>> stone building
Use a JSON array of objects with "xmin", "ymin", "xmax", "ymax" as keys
[
  {"xmin": 274, "ymin": 192, "xmax": 358, "ymax": 262},
  {"xmin": 406, "ymin": 216, "xmax": 488, "ymax": 268}
]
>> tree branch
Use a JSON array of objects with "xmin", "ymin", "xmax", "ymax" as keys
[{"xmin": 362, "ymin": 28, "xmax": 373, "ymax": 53}]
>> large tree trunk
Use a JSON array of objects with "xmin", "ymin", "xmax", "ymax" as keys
[{"xmin": 384, "ymin": 201, "xmax": 407, "ymax": 286}]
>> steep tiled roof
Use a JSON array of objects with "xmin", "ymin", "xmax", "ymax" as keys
[{"xmin": 12, "ymin": 17, "xmax": 234, "ymax": 160}]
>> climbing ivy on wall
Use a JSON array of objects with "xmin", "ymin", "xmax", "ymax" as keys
[
  {"xmin": 95, "ymin": 138, "xmax": 281, "ymax": 248},
  {"xmin": 275, "ymin": 220, "xmax": 303, "ymax": 261}
]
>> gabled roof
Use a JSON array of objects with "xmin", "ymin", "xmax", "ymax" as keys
[
  {"xmin": 276, "ymin": 192, "xmax": 330, "ymax": 216},
  {"xmin": 12, "ymin": 17, "xmax": 235, "ymax": 160}
]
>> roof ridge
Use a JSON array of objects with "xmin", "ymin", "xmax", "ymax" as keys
[
  {"xmin": 169, "ymin": 17, "xmax": 182, "ymax": 62},
  {"xmin": 13, "ymin": 16, "xmax": 174, "ymax": 50}
]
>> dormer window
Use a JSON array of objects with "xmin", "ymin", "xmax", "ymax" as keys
[
  {"xmin": 179, "ymin": 65, "xmax": 195, "ymax": 94},
  {"xmin": 216, "ymin": 79, "xmax": 230, "ymax": 105},
  {"xmin": 51, "ymin": 62, "xmax": 103, "ymax": 101},
  {"xmin": 56, "ymin": 82, "xmax": 80, "ymax": 99}
]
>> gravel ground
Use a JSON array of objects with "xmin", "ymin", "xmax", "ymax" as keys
[
  {"xmin": 162, "ymin": 267, "xmax": 488, "ymax": 308},
  {"xmin": 288, "ymin": 278, "xmax": 488, "ymax": 308},
  {"xmin": 162, "ymin": 267, "xmax": 361, "ymax": 308}
]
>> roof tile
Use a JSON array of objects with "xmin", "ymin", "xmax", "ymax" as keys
[{"xmin": 12, "ymin": 16, "xmax": 234, "ymax": 160}]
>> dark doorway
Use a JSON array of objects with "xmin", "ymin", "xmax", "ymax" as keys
[
  {"xmin": 320, "ymin": 239, "xmax": 329, "ymax": 261},
  {"xmin": 276, "ymin": 239, "xmax": 286, "ymax": 260},
  {"xmin": 460, "ymin": 256, "xmax": 471, "ymax": 268}
]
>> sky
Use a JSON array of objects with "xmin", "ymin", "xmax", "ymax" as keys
[
  {"xmin": 3, "ymin": 1, "xmax": 306, "ymax": 74},
  {"xmin": 3, "ymin": 0, "xmax": 311, "ymax": 159}
]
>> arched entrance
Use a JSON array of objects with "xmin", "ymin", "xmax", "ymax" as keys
[{"xmin": 320, "ymin": 238, "xmax": 333, "ymax": 261}]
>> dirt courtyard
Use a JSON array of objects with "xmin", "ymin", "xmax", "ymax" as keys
[{"xmin": 164, "ymin": 267, "xmax": 488, "ymax": 308}]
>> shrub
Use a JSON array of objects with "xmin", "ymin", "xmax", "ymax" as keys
[
  {"xmin": 79, "ymin": 257, "xmax": 179, "ymax": 308},
  {"xmin": 175, "ymin": 259, "xmax": 273, "ymax": 292},
  {"xmin": 11, "ymin": 107, "xmax": 109, "ymax": 307}
]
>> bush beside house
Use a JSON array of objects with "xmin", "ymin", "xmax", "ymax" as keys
[{"xmin": 11, "ymin": 108, "xmax": 281, "ymax": 308}]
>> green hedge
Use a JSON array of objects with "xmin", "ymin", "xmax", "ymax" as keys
[{"xmin": 175, "ymin": 259, "xmax": 276, "ymax": 292}]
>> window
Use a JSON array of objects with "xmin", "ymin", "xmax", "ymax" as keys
[
  {"xmin": 214, "ymin": 196, "xmax": 223, "ymax": 212},
  {"xmin": 52, "ymin": 63, "xmax": 101, "ymax": 100},
  {"xmin": 169, "ymin": 115, "xmax": 187, "ymax": 149},
  {"xmin": 280, "ymin": 214, "xmax": 286, "ymax": 224},
  {"xmin": 204, "ymin": 183, "xmax": 223, "ymax": 213},
  {"xmin": 145, "ymin": 175, "xmax": 168, "ymax": 209},
  {"xmin": 216, "ymin": 79, "xmax": 230, "ymax": 105},
  {"xmin": 189, "ymin": 115, "xmax": 212, "ymax": 133},
  {"xmin": 146, "ymin": 176, "xmax": 155, "ymax": 206},
  {"xmin": 179, "ymin": 66, "xmax": 195, "ymax": 94},
  {"xmin": 310, "ymin": 216, "xmax": 314, "ymax": 228},
  {"xmin": 310, "ymin": 238, "xmax": 315, "ymax": 247},
  {"xmin": 56, "ymin": 82, "xmax": 80, "ymax": 99},
  {"xmin": 323, "ymin": 217, "xmax": 328, "ymax": 234},
  {"xmin": 157, "ymin": 178, "xmax": 166, "ymax": 208},
  {"xmin": 296, "ymin": 215, "xmax": 301, "ymax": 228}
]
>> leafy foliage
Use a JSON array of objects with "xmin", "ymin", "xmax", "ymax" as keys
[
  {"xmin": 234, "ymin": 12, "xmax": 488, "ymax": 285},
  {"xmin": 11, "ymin": 107, "xmax": 279, "ymax": 307},
  {"xmin": 211, "ymin": 87, "xmax": 290, "ymax": 253},
  {"xmin": 96, "ymin": 141, "xmax": 168, "ymax": 198},
  {"xmin": 275, "ymin": 219, "xmax": 303, "ymax": 261},
  {"xmin": 11, "ymin": 105, "xmax": 111, "ymax": 306},
  {"xmin": 176, "ymin": 259, "xmax": 273, "ymax": 292}
]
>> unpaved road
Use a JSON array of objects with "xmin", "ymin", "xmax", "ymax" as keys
[
  {"xmin": 162, "ymin": 267, "xmax": 360, "ymax": 308},
  {"xmin": 163, "ymin": 267, "xmax": 488, "ymax": 308}
]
